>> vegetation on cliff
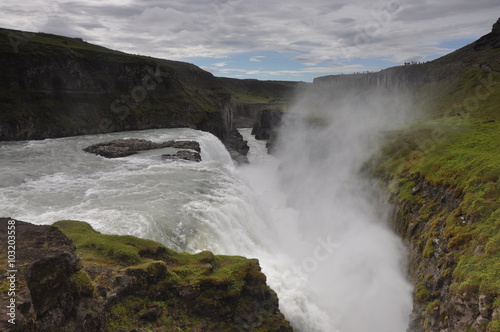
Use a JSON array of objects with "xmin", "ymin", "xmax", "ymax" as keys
[
  {"xmin": 0, "ymin": 27, "xmax": 233, "ymax": 140},
  {"xmin": 0, "ymin": 218, "xmax": 293, "ymax": 331},
  {"xmin": 309, "ymin": 18, "xmax": 499, "ymax": 332},
  {"xmin": 369, "ymin": 23, "xmax": 500, "ymax": 332}
]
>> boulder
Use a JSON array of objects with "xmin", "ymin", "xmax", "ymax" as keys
[
  {"xmin": 224, "ymin": 129, "xmax": 250, "ymax": 165},
  {"xmin": 83, "ymin": 138, "xmax": 201, "ymax": 158}
]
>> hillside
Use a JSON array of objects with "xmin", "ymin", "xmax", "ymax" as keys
[
  {"xmin": 433, "ymin": 18, "xmax": 500, "ymax": 72},
  {"xmin": 0, "ymin": 28, "xmax": 300, "ymax": 142},
  {"xmin": 0, "ymin": 28, "xmax": 227, "ymax": 141}
]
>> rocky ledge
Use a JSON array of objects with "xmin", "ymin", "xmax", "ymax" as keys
[
  {"xmin": 224, "ymin": 129, "xmax": 250, "ymax": 165},
  {"xmin": 83, "ymin": 138, "xmax": 202, "ymax": 161},
  {"xmin": 0, "ymin": 218, "xmax": 293, "ymax": 332},
  {"xmin": 162, "ymin": 150, "xmax": 202, "ymax": 162}
]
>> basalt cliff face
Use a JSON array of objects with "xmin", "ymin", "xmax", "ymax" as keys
[
  {"xmin": 0, "ymin": 218, "xmax": 293, "ymax": 332},
  {"xmin": 312, "ymin": 60, "xmax": 467, "ymax": 99},
  {"xmin": 0, "ymin": 28, "xmax": 233, "ymax": 142}
]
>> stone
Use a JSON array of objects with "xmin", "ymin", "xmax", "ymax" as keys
[
  {"xmin": 252, "ymin": 109, "xmax": 283, "ymax": 140},
  {"xmin": 84, "ymin": 139, "xmax": 201, "ymax": 158},
  {"xmin": 478, "ymin": 295, "xmax": 490, "ymax": 318},
  {"xmin": 223, "ymin": 129, "xmax": 250, "ymax": 165},
  {"xmin": 0, "ymin": 218, "xmax": 104, "ymax": 332},
  {"xmin": 162, "ymin": 150, "xmax": 202, "ymax": 162},
  {"xmin": 140, "ymin": 306, "xmax": 163, "ymax": 321}
]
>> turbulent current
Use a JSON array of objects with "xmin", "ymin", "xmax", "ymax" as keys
[{"xmin": 0, "ymin": 125, "xmax": 412, "ymax": 331}]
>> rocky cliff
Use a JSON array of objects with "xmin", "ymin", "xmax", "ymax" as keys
[
  {"xmin": 365, "ymin": 21, "xmax": 500, "ymax": 329},
  {"xmin": 0, "ymin": 28, "xmax": 233, "ymax": 141},
  {"xmin": 216, "ymin": 77, "xmax": 301, "ymax": 128},
  {"xmin": 312, "ymin": 63, "xmax": 460, "ymax": 96},
  {"xmin": 371, "ymin": 111, "xmax": 500, "ymax": 332},
  {"xmin": 0, "ymin": 218, "xmax": 293, "ymax": 332}
]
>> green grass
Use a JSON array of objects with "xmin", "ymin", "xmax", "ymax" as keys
[
  {"xmin": 54, "ymin": 220, "xmax": 175, "ymax": 267},
  {"xmin": 52, "ymin": 220, "xmax": 278, "ymax": 330},
  {"xmin": 376, "ymin": 120, "xmax": 499, "ymax": 294}
]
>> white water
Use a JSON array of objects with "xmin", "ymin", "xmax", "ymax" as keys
[{"xmin": 1, "ymin": 122, "xmax": 412, "ymax": 330}]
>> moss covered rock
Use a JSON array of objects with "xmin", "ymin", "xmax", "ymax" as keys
[{"xmin": 0, "ymin": 218, "xmax": 293, "ymax": 331}]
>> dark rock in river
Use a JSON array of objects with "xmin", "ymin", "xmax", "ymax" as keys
[
  {"xmin": 83, "ymin": 138, "xmax": 201, "ymax": 158},
  {"xmin": 162, "ymin": 150, "xmax": 202, "ymax": 162}
]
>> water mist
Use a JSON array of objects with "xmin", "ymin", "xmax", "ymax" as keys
[
  {"xmin": 0, "ymin": 88, "xmax": 415, "ymax": 331},
  {"xmin": 241, "ymin": 86, "xmax": 414, "ymax": 332}
]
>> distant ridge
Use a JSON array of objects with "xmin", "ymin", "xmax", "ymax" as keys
[{"xmin": 433, "ymin": 17, "xmax": 500, "ymax": 72}]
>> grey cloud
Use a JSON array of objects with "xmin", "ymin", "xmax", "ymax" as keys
[
  {"xmin": 292, "ymin": 41, "xmax": 327, "ymax": 47},
  {"xmin": 333, "ymin": 18, "xmax": 355, "ymax": 24},
  {"xmin": 59, "ymin": 2, "xmax": 142, "ymax": 18},
  {"xmin": 2, "ymin": 0, "xmax": 499, "ymax": 71},
  {"xmin": 396, "ymin": 0, "xmax": 500, "ymax": 23}
]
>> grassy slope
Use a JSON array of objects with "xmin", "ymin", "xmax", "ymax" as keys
[
  {"xmin": 53, "ymin": 220, "xmax": 290, "ymax": 331},
  {"xmin": 373, "ymin": 60, "xmax": 500, "ymax": 329}
]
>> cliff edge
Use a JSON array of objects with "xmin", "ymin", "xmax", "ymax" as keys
[
  {"xmin": 0, "ymin": 28, "xmax": 232, "ymax": 141},
  {"xmin": 0, "ymin": 218, "xmax": 293, "ymax": 332}
]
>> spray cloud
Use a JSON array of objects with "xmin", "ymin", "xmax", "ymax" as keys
[{"xmin": 270, "ymin": 83, "xmax": 414, "ymax": 331}]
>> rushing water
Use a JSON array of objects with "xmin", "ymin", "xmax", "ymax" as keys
[{"xmin": 0, "ymin": 126, "xmax": 412, "ymax": 331}]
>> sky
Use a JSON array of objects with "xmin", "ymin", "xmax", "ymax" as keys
[{"xmin": 1, "ymin": 0, "xmax": 499, "ymax": 82}]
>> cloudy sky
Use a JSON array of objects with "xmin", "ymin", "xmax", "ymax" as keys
[{"xmin": 2, "ymin": 0, "xmax": 499, "ymax": 81}]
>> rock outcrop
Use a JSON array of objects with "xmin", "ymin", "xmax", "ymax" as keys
[
  {"xmin": 0, "ymin": 218, "xmax": 294, "ymax": 332},
  {"xmin": 83, "ymin": 138, "xmax": 201, "ymax": 159},
  {"xmin": 224, "ymin": 129, "xmax": 250, "ymax": 165},
  {"xmin": 473, "ymin": 18, "xmax": 500, "ymax": 51},
  {"xmin": 0, "ymin": 218, "xmax": 103, "ymax": 331},
  {"xmin": 313, "ymin": 64, "xmax": 447, "ymax": 93},
  {"xmin": 252, "ymin": 108, "xmax": 283, "ymax": 141},
  {"xmin": 380, "ymin": 175, "xmax": 498, "ymax": 332}
]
